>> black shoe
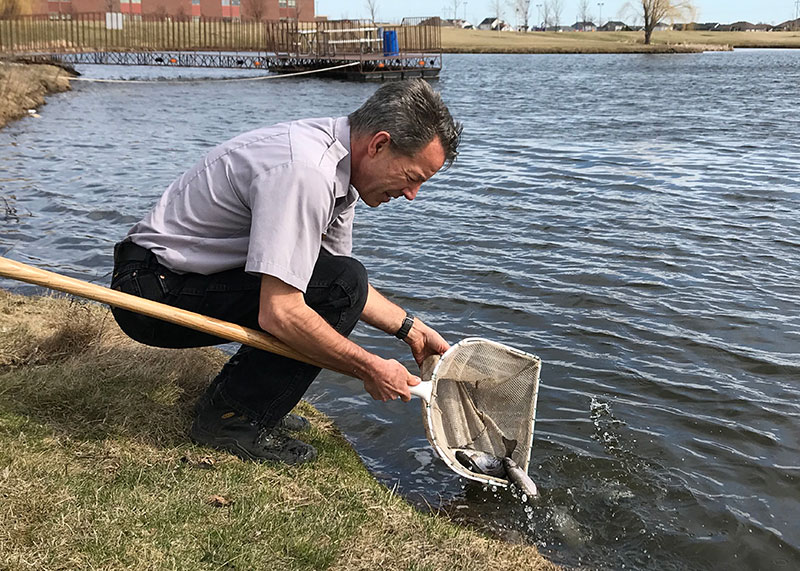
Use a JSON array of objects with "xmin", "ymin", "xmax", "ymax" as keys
[
  {"xmin": 190, "ymin": 397, "xmax": 316, "ymax": 465},
  {"xmin": 276, "ymin": 413, "xmax": 310, "ymax": 432}
]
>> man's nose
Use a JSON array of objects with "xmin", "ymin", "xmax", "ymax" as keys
[{"xmin": 402, "ymin": 184, "xmax": 421, "ymax": 201}]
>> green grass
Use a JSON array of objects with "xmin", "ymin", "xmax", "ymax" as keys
[{"xmin": 0, "ymin": 290, "xmax": 559, "ymax": 570}]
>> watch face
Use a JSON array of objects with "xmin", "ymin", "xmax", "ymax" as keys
[{"xmin": 396, "ymin": 315, "xmax": 413, "ymax": 339}]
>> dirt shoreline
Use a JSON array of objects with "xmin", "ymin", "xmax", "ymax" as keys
[
  {"xmin": 442, "ymin": 44, "xmax": 728, "ymax": 54},
  {"xmin": 0, "ymin": 61, "xmax": 72, "ymax": 129}
]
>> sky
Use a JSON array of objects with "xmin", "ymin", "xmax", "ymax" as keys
[{"xmin": 315, "ymin": 1, "xmax": 800, "ymax": 26}]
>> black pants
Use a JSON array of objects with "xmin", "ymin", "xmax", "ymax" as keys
[{"xmin": 110, "ymin": 241, "xmax": 368, "ymax": 429}]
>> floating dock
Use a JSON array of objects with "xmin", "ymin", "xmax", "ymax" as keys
[{"xmin": 24, "ymin": 50, "xmax": 442, "ymax": 80}]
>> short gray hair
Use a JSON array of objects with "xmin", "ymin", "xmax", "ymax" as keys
[{"xmin": 349, "ymin": 79, "xmax": 462, "ymax": 168}]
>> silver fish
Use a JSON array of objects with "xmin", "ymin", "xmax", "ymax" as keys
[
  {"xmin": 455, "ymin": 449, "xmax": 506, "ymax": 478},
  {"xmin": 502, "ymin": 457, "xmax": 539, "ymax": 499}
]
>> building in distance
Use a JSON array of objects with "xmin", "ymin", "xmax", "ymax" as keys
[{"xmin": 34, "ymin": 0, "xmax": 316, "ymax": 21}]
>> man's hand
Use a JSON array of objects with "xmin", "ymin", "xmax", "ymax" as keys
[
  {"xmin": 360, "ymin": 357, "xmax": 421, "ymax": 402},
  {"xmin": 404, "ymin": 318, "xmax": 450, "ymax": 367}
]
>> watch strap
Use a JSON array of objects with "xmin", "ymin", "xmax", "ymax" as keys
[{"xmin": 394, "ymin": 312, "xmax": 415, "ymax": 340}]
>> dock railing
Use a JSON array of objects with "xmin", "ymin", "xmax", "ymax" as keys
[{"xmin": 0, "ymin": 14, "xmax": 441, "ymax": 58}]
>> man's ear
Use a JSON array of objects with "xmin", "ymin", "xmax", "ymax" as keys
[{"xmin": 368, "ymin": 131, "xmax": 392, "ymax": 156}]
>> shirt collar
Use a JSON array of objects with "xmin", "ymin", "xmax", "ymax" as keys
[{"xmin": 333, "ymin": 116, "xmax": 358, "ymax": 203}]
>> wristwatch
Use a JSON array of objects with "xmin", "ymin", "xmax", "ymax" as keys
[{"xmin": 394, "ymin": 312, "xmax": 415, "ymax": 340}]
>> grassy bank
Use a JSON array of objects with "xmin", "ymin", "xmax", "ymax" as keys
[
  {"xmin": 0, "ymin": 290, "xmax": 558, "ymax": 570},
  {"xmin": 0, "ymin": 61, "xmax": 71, "ymax": 128},
  {"xmin": 442, "ymin": 28, "xmax": 800, "ymax": 53}
]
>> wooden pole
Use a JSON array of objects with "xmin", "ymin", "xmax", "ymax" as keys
[{"xmin": 0, "ymin": 257, "xmax": 350, "ymax": 378}]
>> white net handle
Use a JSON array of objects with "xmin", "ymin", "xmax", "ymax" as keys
[
  {"xmin": 409, "ymin": 380, "xmax": 433, "ymax": 402},
  {"xmin": 409, "ymin": 353, "xmax": 441, "ymax": 402}
]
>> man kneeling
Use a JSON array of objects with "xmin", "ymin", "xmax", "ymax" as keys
[{"xmin": 110, "ymin": 80, "xmax": 462, "ymax": 464}]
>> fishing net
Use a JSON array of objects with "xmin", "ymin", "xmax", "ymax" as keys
[{"xmin": 419, "ymin": 337, "xmax": 541, "ymax": 487}]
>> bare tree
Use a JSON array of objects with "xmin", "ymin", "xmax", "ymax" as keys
[
  {"xmin": 541, "ymin": 1, "xmax": 551, "ymax": 29},
  {"xmin": 244, "ymin": 0, "xmax": 267, "ymax": 21},
  {"xmin": 577, "ymin": 0, "xmax": 593, "ymax": 29},
  {"xmin": 451, "ymin": 0, "xmax": 461, "ymax": 21},
  {"xmin": 365, "ymin": 0, "xmax": 378, "ymax": 23},
  {"xmin": 0, "ymin": 0, "xmax": 28, "ymax": 17},
  {"xmin": 623, "ymin": 0, "xmax": 694, "ymax": 44},
  {"xmin": 492, "ymin": 0, "xmax": 503, "ymax": 24},
  {"xmin": 550, "ymin": 0, "xmax": 563, "ymax": 28},
  {"xmin": 509, "ymin": 0, "xmax": 531, "ymax": 30}
]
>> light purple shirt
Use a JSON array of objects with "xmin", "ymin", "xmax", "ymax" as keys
[{"xmin": 126, "ymin": 116, "xmax": 358, "ymax": 292}]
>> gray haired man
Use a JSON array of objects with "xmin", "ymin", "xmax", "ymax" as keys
[{"xmin": 110, "ymin": 79, "xmax": 462, "ymax": 464}]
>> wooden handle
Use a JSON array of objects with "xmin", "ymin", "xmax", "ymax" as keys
[{"xmin": 0, "ymin": 256, "xmax": 351, "ymax": 377}]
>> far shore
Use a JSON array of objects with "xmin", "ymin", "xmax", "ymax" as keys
[{"xmin": 441, "ymin": 28, "xmax": 800, "ymax": 53}]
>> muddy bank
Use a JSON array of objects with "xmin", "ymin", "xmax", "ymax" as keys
[{"xmin": 0, "ymin": 61, "xmax": 72, "ymax": 128}]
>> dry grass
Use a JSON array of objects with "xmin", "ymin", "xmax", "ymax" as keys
[
  {"xmin": 655, "ymin": 29, "xmax": 800, "ymax": 48},
  {"xmin": 442, "ymin": 28, "xmax": 800, "ymax": 53},
  {"xmin": 0, "ymin": 61, "xmax": 71, "ymax": 128},
  {"xmin": 0, "ymin": 290, "xmax": 559, "ymax": 571}
]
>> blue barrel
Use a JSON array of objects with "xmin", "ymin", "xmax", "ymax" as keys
[{"xmin": 383, "ymin": 30, "xmax": 399, "ymax": 56}]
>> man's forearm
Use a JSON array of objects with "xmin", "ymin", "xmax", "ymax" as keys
[
  {"xmin": 361, "ymin": 284, "xmax": 451, "ymax": 367},
  {"xmin": 361, "ymin": 284, "xmax": 408, "ymax": 335},
  {"xmin": 261, "ymin": 295, "xmax": 377, "ymax": 378},
  {"xmin": 257, "ymin": 274, "xmax": 419, "ymax": 401}
]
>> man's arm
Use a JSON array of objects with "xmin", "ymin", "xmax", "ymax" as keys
[
  {"xmin": 360, "ymin": 284, "xmax": 450, "ymax": 366},
  {"xmin": 257, "ymin": 275, "xmax": 419, "ymax": 402}
]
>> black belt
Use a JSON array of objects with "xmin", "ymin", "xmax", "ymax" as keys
[{"xmin": 114, "ymin": 241, "xmax": 153, "ymax": 264}]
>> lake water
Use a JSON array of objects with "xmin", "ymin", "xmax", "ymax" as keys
[{"xmin": 1, "ymin": 50, "xmax": 798, "ymax": 570}]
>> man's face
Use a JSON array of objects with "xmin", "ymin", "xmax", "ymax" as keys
[{"xmin": 354, "ymin": 134, "xmax": 446, "ymax": 208}]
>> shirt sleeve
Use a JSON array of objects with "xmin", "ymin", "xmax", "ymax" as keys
[{"xmin": 245, "ymin": 162, "xmax": 333, "ymax": 292}]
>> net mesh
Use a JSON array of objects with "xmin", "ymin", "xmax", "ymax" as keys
[{"xmin": 422, "ymin": 338, "xmax": 541, "ymax": 481}]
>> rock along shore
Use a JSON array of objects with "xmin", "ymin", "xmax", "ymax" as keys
[{"xmin": 0, "ymin": 61, "xmax": 72, "ymax": 129}]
